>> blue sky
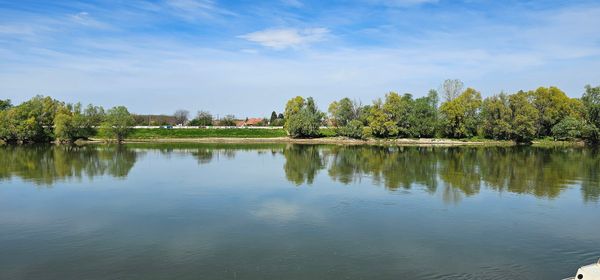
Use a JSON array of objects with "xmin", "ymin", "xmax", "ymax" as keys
[{"xmin": 1, "ymin": 0, "xmax": 600, "ymax": 117}]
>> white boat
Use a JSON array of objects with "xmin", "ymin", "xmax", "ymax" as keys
[{"xmin": 563, "ymin": 259, "xmax": 600, "ymax": 280}]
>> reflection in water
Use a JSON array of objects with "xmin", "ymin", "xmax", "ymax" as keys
[
  {"xmin": 0, "ymin": 145, "xmax": 137, "ymax": 185},
  {"xmin": 284, "ymin": 145, "xmax": 600, "ymax": 202},
  {"xmin": 1, "ymin": 144, "xmax": 599, "ymax": 202}
]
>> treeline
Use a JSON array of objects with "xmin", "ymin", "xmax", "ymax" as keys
[
  {"xmin": 285, "ymin": 80, "xmax": 600, "ymax": 143},
  {"xmin": 2, "ymin": 80, "xmax": 600, "ymax": 144},
  {"xmin": 0, "ymin": 96, "xmax": 135, "ymax": 143}
]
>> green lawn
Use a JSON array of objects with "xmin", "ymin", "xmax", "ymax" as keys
[
  {"xmin": 94, "ymin": 127, "xmax": 340, "ymax": 139},
  {"xmin": 124, "ymin": 128, "xmax": 288, "ymax": 139}
]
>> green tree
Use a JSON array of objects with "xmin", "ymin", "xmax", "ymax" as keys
[
  {"xmin": 190, "ymin": 110, "xmax": 213, "ymax": 126},
  {"xmin": 270, "ymin": 111, "xmax": 278, "ymax": 125},
  {"xmin": 439, "ymin": 88, "xmax": 482, "ymax": 138},
  {"xmin": 508, "ymin": 91, "xmax": 538, "ymax": 143},
  {"xmin": 329, "ymin": 98, "xmax": 359, "ymax": 127},
  {"xmin": 411, "ymin": 90, "xmax": 438, "ymax": 138},
  {"xmin": 383, "ymin": 92, "xmax": 415, "ymax": 137},
  {"xmin": 0, "ymin": 96, "xmax": 64, "ymax": 143},
  {"xmin": 551, "ymin": 116, "xmax": 594, "ymax": 141},
  {"xmin": 531, "ymin": 86, "xmax": 580, "ymax": 137},
  {"xmin": 582, "ymin": 85, "xmax": 600, "ymax": 142},
  {"xmin": 365, "ymin": 99, "xmax": 398, "ymax": 138},
  {"xmin": 0, "ymin": 99, "xmax": 11, "ymax": 111},
  {"xmin": 102, "ymin": 106, "xmax": 135, "ymax": 143},
  {"xmin": 284, "ymin": 96, "xmax": 324, "ymax": 138},
  {"xmin": 481, "ymin": 93, "xmax": 512, "ymax": 140},
  {"xmin": 219, "ymin": 115, "xmax": 237, "ymax": 126},
  {"xmin": 53, "ymin": 103, "xmax": 104, "ymax": 142}
]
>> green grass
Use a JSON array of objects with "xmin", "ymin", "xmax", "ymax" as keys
[{"xmin": 113, "ymin": 128, "xmax": 288, "ymax": 139}]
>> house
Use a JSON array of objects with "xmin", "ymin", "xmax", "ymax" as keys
[{"xmin": 244, "ymin": 118, "xmax": 264, "ymax": 126}]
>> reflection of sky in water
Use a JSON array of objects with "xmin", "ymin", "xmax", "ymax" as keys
[{"xmin": 0, "ymin": 145, "xmax": 599, "ymax": 279}]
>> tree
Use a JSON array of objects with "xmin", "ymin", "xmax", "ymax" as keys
[
  {"xmin": 0, "ymin": 96, "xmax": 63, "ymax": 143},
  {"xmin": 0, "ymin": 99, "xmax": 11, "ymax": 111},
  {"xmin": 284, "ymin": 96, "xmax": 324, "ymax": 138},
  {"xmin": 411, "ymin": 90, "xmax": 438, "ymax": 138},
  {"xmin": 190, "ymin": 110, "xmax": 213, "ymax": 126},
  {"xmin": 551, "ymin": 116, "xmax": 593, "ymax": 141},
  {"xmin": 219, "ymin": 115, "xmax": 237, "ymax": 126},
  {"xmin": 103, "ymin": 106, "xmax": 135, "ymax": 143},
  {"xmin": 582, "ymin": 85, "xmax": 600, "ymax": 142},
  {"xmin": 441, "ymin": 79, "xmax": 464, "ymax": 101},
  {"xmin": 329, "ymin": 98, "xmax": 360, "ymax": 127},
  {"xmin": 481, "ymin": 93, "xmax": 512, "ymax": 140},
  {"xmin": 531, "ymin": 86, "xmax": 580, "ymax": 137},
  {"xmin": 53, "ymin": 103, "xmax": 105, "ymax": 142},
  {"xmin": 383, "ymin": 92, "xmax": 414, "ymax": 137},
  {"xmin": 509, "ymin": 91, "xmax": 538, "ymax": 143},
  {"xmin": 173, "ymin": 110, "xmax": 189, "ymax": 125},
  {"xmin": 270, "ymin": 111, "xmax": 278, "ymax": 124},
  {"xmin": 365, "ymin": 99, "xmax": 398, "ymax": 138},
  {"xmin": 439, "ymin": 88, "xmax": 482, "ymax": 138}
]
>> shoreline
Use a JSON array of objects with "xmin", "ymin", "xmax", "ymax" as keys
[{"xmin": 85, "ymin": 137, "xmax": 581, "ymax": 146}]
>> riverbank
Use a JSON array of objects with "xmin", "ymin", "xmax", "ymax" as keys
[{"xmin": 84, "ymin": 136, "xmax": 585, "ymax": 147}]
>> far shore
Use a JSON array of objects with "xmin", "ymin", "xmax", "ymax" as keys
[{"xmin": 83, "ymin": 137, "xmax": 584, "ymax": 147}]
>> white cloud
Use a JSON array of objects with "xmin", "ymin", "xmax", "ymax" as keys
[
  {"xmin": 70, "ymin": 12, "xmax": 111, "ymax": 29},
  {"xmin": 165, "ymin": 0, "xmax": 235, "ymax": 20},
  {"xmin": 239, "ymin": 27, "xmax": 329, "ymax": 50}
]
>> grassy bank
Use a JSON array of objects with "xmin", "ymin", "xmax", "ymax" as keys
[
  {"xmin": 86, "ymin": 127, "xmax": 587, "ymax": 147},
  {"xmin": 93, "ymin": 127, "xmax": 338, "ymax": 140}
]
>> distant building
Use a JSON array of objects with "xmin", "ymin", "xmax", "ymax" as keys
[{"xmin": 244, "ymin": 118, "xmax": 264, "ymax": 126}]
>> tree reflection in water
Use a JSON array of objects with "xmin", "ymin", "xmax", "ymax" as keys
[
  {"xmin": 283, "ymin": 145, "xmax": 600, "ymax": 203},
  {"xmin": 0, "ymin": 144, "xmax": 137, "ymax": 185},
  {"xmin": 1, "ymin": 144, "xmax": 598, "ymax": 202}
]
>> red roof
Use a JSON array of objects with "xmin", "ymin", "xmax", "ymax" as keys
[{"xmin": 244, "ymin": 118, "xmax": 263, "ymax": 126}]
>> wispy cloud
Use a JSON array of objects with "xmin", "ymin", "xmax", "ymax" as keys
[
  {"xmin": 239, "ymin": 27, "xmax": 329, "ymax": 50},
  {"xmin": 369, "ymin": 0, "xmax": 438, "ymax": 7},
  {"xmin": 69, "ymin": 12, "xmax": 112, "ymax": 29},
  {"xmin": 165, "ymin": 0, "xmax": 236, "ymax": 20},
  {"xmin": 281, "ymin": 0, "xmax": 304, "ymax": 8}
]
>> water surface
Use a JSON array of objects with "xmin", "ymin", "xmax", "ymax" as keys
[{"xmin": 0, "ymin": 144, "xmax": 599, "ymax": 279}]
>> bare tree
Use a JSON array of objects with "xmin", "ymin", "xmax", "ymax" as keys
[
  {"xmin": 441, "ymin": 79, "xmax": 464, "ymax": 101},
  {"xmin": 174, "ymin": 109, "xmax": 189, "ymax": 125}
]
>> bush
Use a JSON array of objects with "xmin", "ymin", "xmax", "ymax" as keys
[
  {"xmin": 337, "ymin": 120, "xmax": 365, "ymax": 139},
  {"xmin": 551, "ymin": 116, "xmax": 595, "ymax": 141}
]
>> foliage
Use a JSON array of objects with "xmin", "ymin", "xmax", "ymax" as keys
[
  {"xmin": 481, "ymin": 93, "xmax": 512, "ymax": 140},
  {"xmin": 411, "ymin": 90, "xmax": 438, "ymax": 138},
  {"xmin": 269, "ymin": 111, "xmax": 284, "ymax": 126},
  {"xmin": 439, "ymin": 88, "xmax": 482, "ymax": 138},
  {"xmin": 284, "ymin": 96, "xmax": 325, "ymax": 138},
  {"xmin": 173, "ymin": 109, "xmax": 189, "ymax": 125},
  {"xmin": 531, "ymin": 87, "xmax": 581, "ymax": 137},
  {"xmin": 102, "ymin": 106, "xmax": 135, "ymax": 142},
  {"xmin": 508, "ymin": 91, "xmax": 539, "ymax": 143},
  {"xmin": 551, "ymin": 116, "xmax": 594, "ymax": 141},
  {"xmin": 53, "ymin": 103, "xmax": 105, "ymax": 142},
  {"xmin": 189, "ymin": 110, "xmax": 213, "ymax": 126},
  {"xmin": 365, "ymin": 99, "xmax": 397, "ymax": 138},
  {"xmin": 582, "ymin": 85, "xmax": 600, "ymax": 142},
  {"xmin": 219, "ymin": 115, "xmax": 237, "ymax": 126},
  {"xmin": 0, "ymin": 99, "xmax": 11, "ymax": 111},
  {"xmin": 337, "ymin": 119, "xmax": 365, "ymax": 139},
  {"xmin": 0, "ymin": 96, "xmax": 63, "ymax": 143},
  {"xmin": 329, "ymin": 98, "xmax": 361, "ymax": 127}
]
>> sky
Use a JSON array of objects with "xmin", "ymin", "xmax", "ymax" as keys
[{"xmin": 1, "ymin": 0, "xmax": 600, "ymax": 117}]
